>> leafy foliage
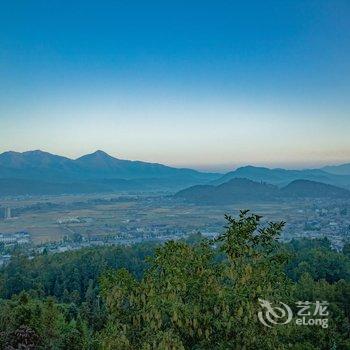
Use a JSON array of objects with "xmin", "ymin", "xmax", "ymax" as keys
[{"xmin": 0, "ymin": 211, "xmax": 349, "ymax": 349}]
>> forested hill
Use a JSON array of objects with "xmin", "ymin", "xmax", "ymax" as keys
[
  {"xmin": 175, "ymin": 178, "xmax": 350, "ymax": 204},
  {"xmin": 0, "ymin": 212, "xmax": 349, "ymax": 349},
  {"xmin": 175, "ymin": 178, "xmax": 279, "ymax": 204},
  {"xmin": 212, "ymin": 165, "xmax": 350, "ymax": 189},
  {"xmin": 281, "ymin": 179, "xmax": 350, "ymax": 198}
]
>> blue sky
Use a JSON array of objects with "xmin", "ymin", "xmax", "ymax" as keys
[{"xmin": 0, "ymin": 1, "xmax": 349, "ymax": 171}]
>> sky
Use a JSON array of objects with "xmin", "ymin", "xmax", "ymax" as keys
[{"xmin": 0, "ymin": 1, "xmax": 349, "ymax": 171}]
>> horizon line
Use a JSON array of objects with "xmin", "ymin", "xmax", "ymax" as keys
[{"xmin": 0, "ymin": 148, "xmax": 348, "ymax": 173}]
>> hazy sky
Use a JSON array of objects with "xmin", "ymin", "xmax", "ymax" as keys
[{"xmin": 1, "ymin": 1, "xmax": 349, "ymax": 171}]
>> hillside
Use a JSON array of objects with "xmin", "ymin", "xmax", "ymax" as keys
[
  {"xmin": 323, "ymin": 163, "xmax": 350, "ymax": 176},
  {"xmin": 0, "ymin": 150, "xmax": 80, "ymax": 181},
  {"xmin": 212, "ymin": 165, "xmax": 350, "ymax": 189},
  {"xmin": 0, "ymin": 150, "xmax": 219, "ymax": 182},
  {"xmin": 0, "ymin": 150, "xmax": 221, "ymax": 194},
  {"xmin": 74, "ymin": 150, "xmax": 216, "ymax": 180},
  {"xmin": 281, "ymin": 179, "xmax": 350, "ymax": 198},
  {"xmin": 1, "ymin": 213, "xmax": 349, "ymax": 349},
  {"xmin": 175, "ymin": 178, "xmax": 280, "ymax": 204},
  {"xmin": 176, "ymin": 178, "xmax": 350, "ymax": 204}
]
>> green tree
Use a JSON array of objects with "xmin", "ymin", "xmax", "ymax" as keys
[{"xmin": 99, "ymin": 211, "xmax": 290, "ymax": 349}]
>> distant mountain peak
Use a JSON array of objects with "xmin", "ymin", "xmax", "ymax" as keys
[
  {"xmin": 21, "ymin": 150, "xmax": 72, "ymax": 161},
  {"xmin": 78, "ymin": 150, "xmax": 117, "ymax": 160},
  {"xmin": 22, "ymin": 149, "xmax": 58, "ymax": 158},
  {"xmin": 93, "ymin": 150, "xmax": 110, "ymax": 156},
  {"xmin": 323, "ymin": 162, "xmax": 350, "ymax": 176},
  {"xmin": 23, "ymin": 149, "xmax": 45, "ymax": 154},
  {"xmin": 237, "ymin": 165, "xmax": 268, "ymax": 170}
]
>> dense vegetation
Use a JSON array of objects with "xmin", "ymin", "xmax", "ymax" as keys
[{"xmin": 0, "ymin": 211, "xmax": 349, "ymax": 349}]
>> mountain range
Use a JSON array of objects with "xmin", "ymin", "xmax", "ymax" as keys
[
  {"xmin": 0, "ymin": 150, "xmax": 220, "ymax": 195},
  {"xmin": 322, "ymin": 163, "xmax": 350, "ymax": 176},
  {"xmin": 0, "ymin": 150, "xmax": 219, "ymax": 181},
  {"xmin": 175, "ymin": 178, "xmax": 350, "ymax": 205},
  {"xmin": 211, "ymin": 165, "xmax": 350, "ymax": 189},
  {"xmin": 1, "ymin": 150, "xmax": 350, "ymax": 196}
]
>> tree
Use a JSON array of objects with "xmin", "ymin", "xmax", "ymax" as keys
[
  {"xmin": 4, "ymin": 325, "xmax": 39, "ymax": 350},
  {"xmin": 99, "ymin": 210, "xmax": 290, "ymax": 349}
]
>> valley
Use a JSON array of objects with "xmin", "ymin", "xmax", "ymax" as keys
[
  {"xmin": 1, "ymin": 150, "xmax": 350, "ymax": 256},
  {"xmin": 1, "ymin": 192, "xmax": 349, "ymax": 252}
]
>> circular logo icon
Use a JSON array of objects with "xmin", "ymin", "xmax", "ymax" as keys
[{"xmin": 258, "ymin": 298, "xmax": 293, "ymax": 327}]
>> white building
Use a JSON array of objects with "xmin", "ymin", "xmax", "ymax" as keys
[{"xmin": 4, "ymin": 207, "xmax": 11, "ymax": 219}]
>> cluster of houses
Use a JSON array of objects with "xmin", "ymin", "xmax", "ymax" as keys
[
  {"xmin": 0, "ymin": 231, "xmax": 30, "ymax": 244},
  {"xmin": 0, "ymin": 231, "xmax": 31, "ymax": 267}
]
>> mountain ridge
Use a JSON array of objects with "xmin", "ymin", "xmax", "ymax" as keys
[
  {"xmin": 323, "ymin": 163, "xmax": 350, "ymax": 176},
  {"xmin": 0, "ymin": 150, "xmax": 220, "ymax": 182},
  {"xmin": 0, "ymin": 150, "xmax": 221, "ymax": 194},
  {"xmin": 212, "ymin": 165, "xmax": 350, "ymax": 189},
  {"xmin": 1, "ymin": 150, "xmax": 350, "ymax": 195},
  {"xmin": 176, "ymin": 178, "xmax": 350, "ymax": 205}
]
